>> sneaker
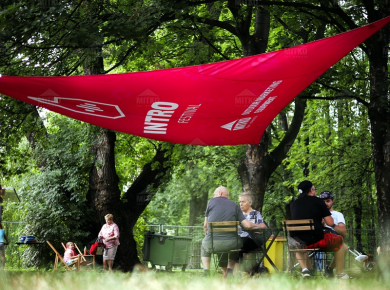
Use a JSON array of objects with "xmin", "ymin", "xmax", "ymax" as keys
[
  {"xmin": 336, "ymin": 272, "xmax": 353, "ymax": 279},
  {"xmin": 301, "ymin": 268, "xmax": 311, "ymax": 278},
  {"xmin": 325, "ymin": 265, "xmax": 334, "ymax": 278}
]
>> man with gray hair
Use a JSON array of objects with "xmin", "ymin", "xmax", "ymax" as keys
[{"xmin": 201, "ymin": 186, "xmax": 265, "ymax": 276}]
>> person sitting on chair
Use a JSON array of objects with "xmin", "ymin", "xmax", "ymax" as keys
[
  {"xmin": 64, "ymin": 242, "xmax": 80, "ymax": 265},
  {"xmin": 320, "ymin": 190, "xmax": 348, "ymax": 278},
  {"xmin": 290, "ymin": 180, "xmax": 350, "ymax": 279},
  {"xmin": 238, "ymin": 193, "xmax": 267, "ymax": 253},
  {"xmin": 201, "ymin": 186, "xmax": 266, "ymax": 277},
  {"xmin": 218, "ymin": 193, "xmax": 267, "ymax": 275},
  {"xmin": 238, "ymin": 193, "xmax": 268, "ymax": 272}
]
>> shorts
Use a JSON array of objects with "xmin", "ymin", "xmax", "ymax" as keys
[
  {"xmin": 0, "ymin": 243, "xmax": 4, "ymax": 251},
  {"xmin": 65, "ymin": 258, "xmax": 77, "ymax": 265},
  {"xmin": 305, "ymin": 232, "xmax": 343, "ymax": 251},
  {"xmin": 103, "ymin": 245, "xmax": 118, "ymax": 260},
  {"xmin": 201, "ymin": 238, "xmax": 243, "ymax": 260}
]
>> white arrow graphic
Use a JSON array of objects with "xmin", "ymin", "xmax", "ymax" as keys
[
  {"xmin": 221, "ymin": 117, "xmax": 252, "ymax": 131},
  {"xmin": 221, "ymin": 120, "xmax": 237, "ymax": 131},
  {"xmin": 28, "ymin": 96, "xmax": 125, "ymax": 119}
]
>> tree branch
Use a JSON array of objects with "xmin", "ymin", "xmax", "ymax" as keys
[
  {"xmin": 269, "ymin": 97, "xmax": 307, "ymax": 169},
  {"xmin": 302, "ymin": 95, "xmax": 369, "ymax": 107},
  {"xmin": 192, "ymin": 20, "xmax": 231, "ymax": 60},
  {"xmin": 191, "ymin": 16, "xmax": 238, "ymax": 36}
]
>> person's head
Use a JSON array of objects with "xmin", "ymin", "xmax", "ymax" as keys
[
  {"xmin": 320, "ymin": 191, "xmax": 335, "ymax": 210},
  {"xmin": 66, "ymin": 242, "xmax": 75, "ymax": 249},
  {"xmin": 239, "ymin": 193, "xmax": 253, "ymax": 212},
  {"xmin": 105, "ymin": 214, "xmax": 114, "ymax": 224},
  {"xmin": 213, "ymin": 186, "xmax": 229, "ymax": 198},
  {"xmin": 297, "ymin": 180, "xmax": 316, "ymax": 198}
]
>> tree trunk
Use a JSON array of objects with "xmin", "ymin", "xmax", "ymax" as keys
[
  {"xmin": 87, "ymin": 140, "xmax": 172, "ymax": 272},
  {"xmin": 238, "ymin": 133, "xmax": 271, "ymax": 211},
  {"xmin": 232, "ymin": 5, "xmax": 309, "ymax": 212},
  {"xmin": 238, "ymin": 98, "xmax": 307, "ymax": 211},
  {"xmin": 83, "ymin": 44, "xmax": 174, "ymax": 271},
  {"xmin": 365, "ymin": 8, "xmax": 390, "ymax": 269},
  {"xmin": 120, "ymin": 145, "xmax": 172, "ymax": 271}
]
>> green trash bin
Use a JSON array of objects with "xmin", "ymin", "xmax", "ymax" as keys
[{"xmin": 143, "ymin": 232, "xmax": 192, "ymax": 271}]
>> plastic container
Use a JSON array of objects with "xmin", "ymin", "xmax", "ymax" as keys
[
  {"xmin": 143, "ymin": 231, "xmax": 192, "ymax": 271},
  {"xmin": 20, "ymin": 235, "xmax": 36, "ymax": 243},
  {"xmin": 264, "ymin": 236, "xmax": 287, "ymax": 273}
]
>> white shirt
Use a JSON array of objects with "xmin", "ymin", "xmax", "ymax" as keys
[{"xmin": 325, "ymin": 210, "xmax": 345, "ymax": 230}]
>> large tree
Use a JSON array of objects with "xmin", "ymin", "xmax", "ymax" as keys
[
  {"xmin": 155, "ymin": 0, "xmax": 390, "ymax": 266},
  {"xmin": 271, "ymin": 0, "xmax": 390, "ymax": 267},
  {"xmin": 286, "ymin": 0, "xmax": 390, "ymax": 266},
  {"xmin": 0, "ymin": 0, "xmax": 180, "ymax": 271},
  {"xmin": 1, "ymin": 0, "xmax": 389, "ymax": 271},
  {"xmin": 324, "ymin": 0, "xmax": 390, "ymax": 270}
]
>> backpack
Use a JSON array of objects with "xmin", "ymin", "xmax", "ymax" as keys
[
  {"xmin": 89, "ymin": 238, "xmax": 104, "ymax": 255},
  {"xmin": 89, "ymin": 242, "xmax": 99, "ymax": 255}
]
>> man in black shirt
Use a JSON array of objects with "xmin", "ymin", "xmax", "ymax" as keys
[{"xmin": 290, "ymin": 180, "xmax": 350, "ymax": 279}]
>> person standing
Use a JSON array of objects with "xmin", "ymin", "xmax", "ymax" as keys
[
  {"xmin": 290, "ymin": 180, "xmax": 350, "ymax": 279},
  {"xmin": 0, "ymin": 223, "xmax": 9, "ymax": 269},
  {"xmin": 320, "ymin": 191, "xmax": 347, "ymax": 278},
  {"xmin": 98, "ymin": 214, "xmax": 120, "ymax": 271}
]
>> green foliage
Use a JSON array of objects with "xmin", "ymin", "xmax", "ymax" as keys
[
  {"xmin": 146, "ymin": 145, "xmax": 245, "ymax": 226},
  {"xmin": 258, "ymin": 5, "xmax": 379, "ymax": 234},
  {"xmin": 265, "ymin": 77, "xmax": 377, "ymax": 229},
  {"xmin": 115, "ymin": 133, "xmax": 159, "ymax": 196},
  {"xmin": 133, "ymin": 207, "xmax": 149, "ymax": 261},
  {"xmin": 1, "ymin": 0, "xmax": 387, "ymax": 269},
  {"xmin": 0, "ymin": 97, "xmax": 42, "ymax": 179},
  {"xmin": 3, "ymin": 113, "xmax": 98, "ymax": 268}
]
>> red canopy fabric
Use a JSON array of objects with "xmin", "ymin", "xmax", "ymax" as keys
[{"xmin": 1, "ymin": 16, "xmax": 389, "ymax": 146}]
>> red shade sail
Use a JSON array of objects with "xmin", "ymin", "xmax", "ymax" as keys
[{"xmin": 1, "ymin": 16, "xmax": 389, "ymax": 146}]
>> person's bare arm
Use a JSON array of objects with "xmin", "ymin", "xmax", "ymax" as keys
[
  {"xmin": 203, "ymin": 217, "xmax": 208, "ymax": 236},
  {"xmin": 334, "ymin": 222, "xmax": 347, "ymax": 237},
  {"xmin": 324, "ymin": 216, "xmax": 335, "ymax": 227},
  {"xmin": 241, "ymin": 219, "xmax": 267, "ymax": 230}
]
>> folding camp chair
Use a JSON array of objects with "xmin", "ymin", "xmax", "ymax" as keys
[
  {"xmin": 209, "ymin": 221, "xmax": 242, "ymax": 273},
  {"xmin": 282, "ymin": 219, "xmax": 321, "ymax": 276},
  {"xmin": 61, "ymin": 242, "xmax": 95, "ymax": 270},
  {"xmin": 47, "ymin": 241, "xmax": 79, "ymax": 271}
]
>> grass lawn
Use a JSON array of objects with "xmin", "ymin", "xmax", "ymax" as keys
[{"xmin": 1, "ymin": 268, "xmax": 390, "ymax": 290}]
